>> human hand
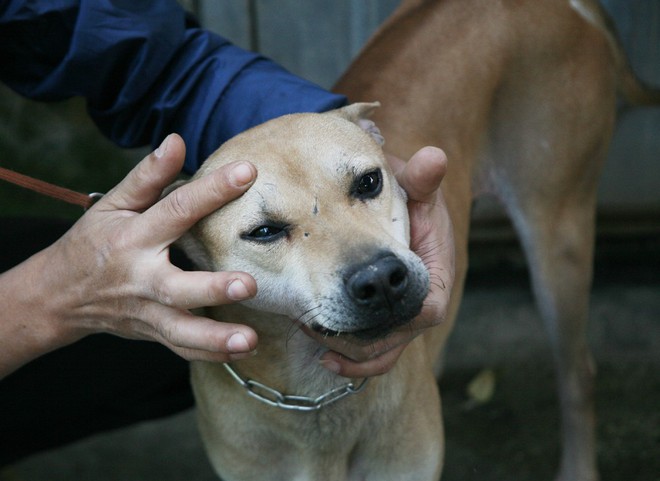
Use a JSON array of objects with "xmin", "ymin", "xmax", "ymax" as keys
[
  {"xmin": 316, "ymin": 146, "xmax": 455, "ymax": 378},
  {"xmin": 39, "ymin": 134, "xmax": 259, "ymax": 362}
]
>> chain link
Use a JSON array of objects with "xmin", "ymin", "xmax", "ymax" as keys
[{"xmin": 223, "ymin": 363, "xmax": 369, "ymax": 412}]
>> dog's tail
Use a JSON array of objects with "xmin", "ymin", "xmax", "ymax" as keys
[{"xmin": 570, "ymin": 0, "xmax": 660, "ymax": 107}]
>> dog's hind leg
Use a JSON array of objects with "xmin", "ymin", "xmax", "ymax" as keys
[
  {"xmin": 493, "ymin": 107, "xmax": 613, "ymax": 481},
  {"xmin": 511, "ymin": 191, "xmax": 600, "ymax": 481},
  {"xmin": 493, "ymin": 91, "xmax": 614, "ymax": 481},
  {"xmin": 490, "ymin": 107, "xmax": 610, "ymax": 481},
  {"xmin": 484, "ymin": 13, "xmax": 619, "ymax": 478}
]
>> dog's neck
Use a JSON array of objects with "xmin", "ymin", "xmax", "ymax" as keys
[
  {"xmin": 220, "ymin": 362, "xmax": 369, "ymax": 412},
  {"xmin": 207, "ymin": 304, "xmax": 363, "ymax": 398}
]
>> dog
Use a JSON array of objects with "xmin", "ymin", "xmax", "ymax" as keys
[
  {"xmin": 173, "ymin": 103, "xmax": 444, "ymax": 481},
  {"xmin": 334, "ymin": 1, "xmax": 660, "ymax": 480}
]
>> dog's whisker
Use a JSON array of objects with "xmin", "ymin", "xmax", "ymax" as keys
[
  {"xmin": 430, "ymin": 281, "xmax": 446, "ymax": 291},
  {"xmin": 429, "ymin": 275, "xmax": 447, "ymax": 291},
  {"xmin": 285, "ymin": 304, "xmax": 323, "ymax": 349},
  {"xmin": 297, "ymin": 305, "xmax": 325, "ymax": 330},
  {"xmin": 298, "ymin": 303, "xmax": 322, "ymax": 321},
  {"xmin": 415, "ymin": 242, "xmax": 443, "ymax": 261},
  {"xmin": 422, "ymin": 296, "xmax": 438, "ymax": 306},
  {"xmin": 405, "ymin": 320, "xmax": 416, "ymax": 339},
  {"xmin": 368, "ymin": 341, "xmax": 379, "ymax": 357},
  {"xmin": 416, "ymin": 238, "xmax": 440, "ymax": 251},
  {"xmin": 426, "ymin": 267, "xmax": 446, "ymax": 278}
]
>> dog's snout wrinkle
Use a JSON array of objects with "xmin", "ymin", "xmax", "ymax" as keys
[{"xmin": 346, "ymin": 255, "xmax": 409, "ymax": 309}]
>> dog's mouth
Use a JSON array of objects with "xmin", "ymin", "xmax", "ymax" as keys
[{"xmin": 309, "ymin": 316, "xmax": 414, "ymax": 341}]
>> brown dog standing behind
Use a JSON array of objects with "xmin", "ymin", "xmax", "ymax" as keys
[{"xmin": 335, "ymin": 1, "xmax": 660, "ymax": 481}]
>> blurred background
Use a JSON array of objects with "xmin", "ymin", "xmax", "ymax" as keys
[
  {"xmin": 1, "ymin": 1, "xmax": 658, "ymax": 480},
  {"xmin": 2, "ymin": 0, "xmax": 658, "ymax": 227}
]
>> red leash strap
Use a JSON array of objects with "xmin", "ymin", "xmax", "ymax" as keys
[{"xmin": 0, "ymin": 166, "xmax": 100, "ymax": 209}]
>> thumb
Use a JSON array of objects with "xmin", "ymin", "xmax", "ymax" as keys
[
  {"xmin": 395, "ymin": 146, "xmax": 448, "ymax": 203},
  {"xmin": 101, "ymin": 134, "xmax": 187, "ymax": 212}
]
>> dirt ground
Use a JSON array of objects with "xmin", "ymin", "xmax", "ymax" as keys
[
  {"xmin": 440, "ymin": 236, "xmax": 660, "ymax": 481},
  {"xmin": 2, "ymin": 236, "xmax": 659, "ymax": 481}
]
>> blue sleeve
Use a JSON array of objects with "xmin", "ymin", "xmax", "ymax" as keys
[{"xmin": 0, "ymin": 0, "xmax": 347, "ymax": 172}]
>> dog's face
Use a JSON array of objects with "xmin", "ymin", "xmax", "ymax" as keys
[{"xmin": 180, "ymin": 103, "xmax": 429, "ymax": 341}]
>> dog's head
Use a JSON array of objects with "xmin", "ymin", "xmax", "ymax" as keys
[{"xmin": 177, "ymin": 103, "xmax": 429, "ymax": 341}]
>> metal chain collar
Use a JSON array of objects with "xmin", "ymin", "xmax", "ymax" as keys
[{"xmin": 222, "ymin": 363, "xmax": 369, "ymax": 412}]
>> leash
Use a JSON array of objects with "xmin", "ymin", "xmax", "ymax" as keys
[{"xmin": 0, "ymin": 166, "xmax": 103, "ymax": 210}]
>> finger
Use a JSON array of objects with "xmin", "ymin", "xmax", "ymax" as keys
[
  {"xmin": 395, "ymin": 146, "xmax": 448, "ymax": 203},
  {"xmin": 148, "ymin": 307, "xmax": 258, "ymax": 356},
  {"xmin": 101, "ymin": 134, "xmax": 187, "ymax": 212},
  {"xmin": 320, "ymin": 343, "xmax": 407, "ymax": 378},
  {"xmin": 152, "ymin": 269, "xmax": 257, "ymax": 309},
  {"xmin": 142, "ymin": 161, "xmax": 257, "ymax": 247},
  {"xmin": 167, "ymin": 344, "xmax": 257, "ymax": 364}
]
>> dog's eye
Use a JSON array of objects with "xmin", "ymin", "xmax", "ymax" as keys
[
  {"xmin": 352, "ymin": 169, "xmax": 383, "ymax": 199},
  {"xmin": 242, "ymin": 224, "xmax": 287, "ymax": 242}
]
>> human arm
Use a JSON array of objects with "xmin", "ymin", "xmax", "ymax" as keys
[
  {"xmin": 0, "ymin": 134, "xmax": 259, "ymax": 379},
  {"xmin": 0, "ymin": 0, "xmax": 347, "ymax": 173}
]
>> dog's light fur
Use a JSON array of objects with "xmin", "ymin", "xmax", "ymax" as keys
[
  {"xmin": 177, "ymin": 103, "xmax": 443, "ymax": 481},
  {"xmin": 334, "ymin": 1, "xmax": 660, "ymax": 481}
]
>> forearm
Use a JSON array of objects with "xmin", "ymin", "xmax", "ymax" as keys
[
  {"xmin": 0, "ymin": 0, "xmax": 346, "ymax": 172},
  {"xmin": 0, "ymin": 246, "xmax": 81, "ymax": 379}
]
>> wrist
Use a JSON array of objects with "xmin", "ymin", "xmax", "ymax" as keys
[{"xmin": 0, "ymin": 246, "xmax": 84, "ymax": 378}]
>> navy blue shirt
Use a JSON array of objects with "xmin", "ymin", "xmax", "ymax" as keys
[{"xmin": 0, "ymin": 0, "xmax": 347, "ymax": 172}]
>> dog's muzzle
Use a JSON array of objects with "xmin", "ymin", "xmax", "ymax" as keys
[{"xmin": 312, "ymin": 251, "xmax": 428, "ymax": 340}]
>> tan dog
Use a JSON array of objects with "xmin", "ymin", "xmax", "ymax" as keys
[
  {"xmin": 176, "ymin": 103, "xmax": 443, "ymax": 481},
  {"xmin": 334, "ymin": 1, "xmax": 660, "ymax": 481}
]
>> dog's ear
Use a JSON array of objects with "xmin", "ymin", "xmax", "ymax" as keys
[
  {"xmin": 332, "ymin": 101, "xmax": 384, "ymax": 146},
  {"xmin": 161, "ymin": 180, "xmax": 215, "ymax": 271}
]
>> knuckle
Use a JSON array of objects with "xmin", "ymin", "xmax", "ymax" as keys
[
  {"xmin": 133, "ymin": 159, "xmax": 155, "ymax": 187},
  {"xmin": 206, "ymin": 282, "xmax": 223, "ymax": 305},
  {"xmin": 165, "ymin": 188, "xmax": 195, "ymax": 223},
  {"xmin": 156, "ymin": 318, "xmax": 181, "ymax": 346},
  {"xmin": 153, "ymin": 281, "xmax": 176, "ymax": 307},
  {"xmin": 106, "ymin": 222, "xmax": 137, "ymax": 252},
  {"xmin": 153, "ymin": 271, "xmax": 189, "ymax": 308}
]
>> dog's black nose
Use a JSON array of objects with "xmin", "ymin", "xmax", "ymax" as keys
[{"xmin": 346, "ymin": 255, "xmax": 409, "ymax": 309}]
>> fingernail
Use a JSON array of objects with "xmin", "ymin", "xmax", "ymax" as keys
[
  {"xmin": 227, "ymin": 279, "xmax": 250, "ymax": 300},
  {"xmin": 319, "ymin": 359, "xmax": 341, "ymax": 374},
  {"xmin": 229, "ymin": 162, "xmax": 255, "ymax": 187},
  {"xmin": 227, "ymin": 333, "xmax": 251, "ymax": 353},
  {"xmin": 154, "ymin": 135, "xmax": 170, "ymax": 159}
]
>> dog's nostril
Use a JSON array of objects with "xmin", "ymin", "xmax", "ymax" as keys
[
  {"xmin": 390, "ymin": 267, "xmax": 406, "ymax": 288},
  {"xmin": 355, "ymin": 283, "xmax": 377, "ymax": 301}
]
